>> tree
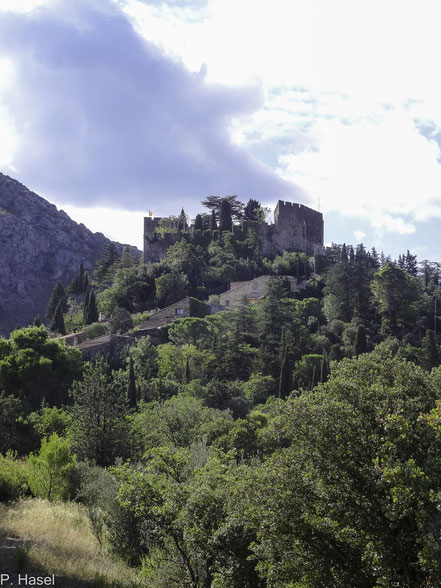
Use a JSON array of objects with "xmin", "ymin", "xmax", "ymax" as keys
[
  {"xmin": 69, "ymin": 359, "xmax": 129, "ymax": 466},
  {"xmin": 127, "ymin": 356, "xmax": 137, "ymax": 409},
  {"xmin": 202, "ymin": 195, "xmax": 244, "ymax": 220},
  {"xmin": 168, "ymin": 317, "xmax": 214, "ymax": 348},
  {"xmin": 94, "ymin": 243, "xmax": 119, "ymax": 288},
  {"xmin": 84, "ymin": 289, "xmax": 99, "ymax": 325},
  {"xmin": 243, "ymin": 198, "xmax": 269, "ymax": 222},
  {"xmin": 33, "ymin": 315, "xmax": 42, "ymax": 327},
  {"xmin": 177, "ymin": 208, "xmax": 189, "ymax": 232},
  {"xmin": 209, "ymin": 209, "xmax": 218, "ymax": 231},
  {"xmin": 0, "ymin": 326, "xmax": 82, "ymax": 410},
  {"xmin": 83, "ymin": 288, "xmax": 90, "ymax": 323},
  {"xmin": 67, "ymin": 262, "xmax": 85, "ymax": 294},
  {"xmin": 421, "ymin": 329, "xmax": 439, "ymax": 371},
  {"xmin": 28, "ymin": 433, "xmax": 76, "ymax": 501},
  {"xmin": 354, "ymin": 324, "xmax": 368, "ymax": 355},
  {"xmin": 109, "ymin": 306, "xmax": 133, "ymax": 333},
  {"xmin": 245, "ymin": 348, "xmax": 441, "ymax": 586},
  {"xmin": 49, "ymin": 301, "xmax": 66, "ymax": 335},
  {"xmin": 371, "ymin": 262, "xmax": 422, "ymax": 336},
  {"xmin": 46, "ymin": 280, "xmax": 67, "ymax": 320},
  {"xmin": 155, "ymin": 271, "xmax": 188, "ymax": 307},
  {"xmin": 194, "ymin": 213, "xmax": 203, "ymax": 231},
  {"xmin": 218, "ymin": 198, "xmax": 233, "ymax": 234}
]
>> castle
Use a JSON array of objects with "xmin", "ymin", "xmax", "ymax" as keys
[{"xmin": 143, "ymin": 200, "xmax": 324, "ymax": 262}]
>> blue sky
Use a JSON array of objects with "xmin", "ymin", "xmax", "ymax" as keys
[{"xmin": 1, "ymin": 0, "xmax": 441, "ymax": 259}]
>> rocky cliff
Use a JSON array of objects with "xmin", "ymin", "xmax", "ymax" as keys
[{"xmin": 0, "ymin": 173, "xmax": 140, "ymax": 334}]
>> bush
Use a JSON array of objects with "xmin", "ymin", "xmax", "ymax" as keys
[
  {"xmin": 28, "ymin": 434, "xmax": 77, "ymax": 501},
  {"xmin": 0, "ymin": 451, "xmax": 29, "ymax": 502},
  {"xmin": 84, "ymin": 322, "xmax": 108, "ymax": 340},
  {"xmin": 78, "ymin": 463, "xmax": 146, "ymax": 566}
]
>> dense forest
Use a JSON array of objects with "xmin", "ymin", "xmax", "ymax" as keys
[{"xmin": 2, "ymin": 196, "xmax": 441, "ymax": 587}]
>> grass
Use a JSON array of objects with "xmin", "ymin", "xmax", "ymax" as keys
[{"xmin": 0, "ymin": 498, "xmax": 144, "ymax": 587}]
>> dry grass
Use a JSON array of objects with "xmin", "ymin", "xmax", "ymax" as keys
[{"xmin": 0, "ymin": 498, "xmax": 144, "ymax": 587}]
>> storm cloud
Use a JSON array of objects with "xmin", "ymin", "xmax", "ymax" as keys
[{"xmin": 0, "ymin": 0, "xmax": 302, "ymax": 212}]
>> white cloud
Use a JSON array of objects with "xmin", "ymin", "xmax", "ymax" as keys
[
  {"xmin": 55, "ymin": 202, "xmax": 145, "ymax": 249},
  {"xmin": 118, "ymin": 0, "xmax": 441, "ymax": 231},
  {"xmin": 276, "ymin": 110, "xmax": 441, "ymax": 232},
  {"xmin": 353, "ymin": 230, "xmax": 365, "ymax": 241}
]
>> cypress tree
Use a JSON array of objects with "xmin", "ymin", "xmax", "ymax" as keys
[
  {"xmin": 67, "ymin": 262, "xmax": 85, "ymax": 294},
  {"xmin": 83, "ymin": 272, "xmax": 89, "ymax": 294},
  {"xmin": 177, "ymin": 208, "xmax": 188, "ymax": 232},
  {"xmin": 85, "ymin": 290, "xmax": 99, "ymax": 325},
  {"xmin": 46, "ymin": 281, "xmax": 68, "ymax": 320},
  {"xmin": 278, "ymin": 343, "xmax": 289, "ymax": 398},
  {"xmin": 194, "ymin": 214, "xmax": 203, "ymax": 231},
  {"xmin": 83, "ymin": 288, "xmax": 90, "ymax": 324},
  {"xmin": 127, "ymin": 356, "xmax": 137, "ymax": 409},
  {"xmin": 422, "ymin": 329, "xmax": 439, "ymax": 371},
  {"xmin": 218, "ymin": 198, "xmax": 233, "ymax": 234},
  {"xmin": 184, "ymin": 355, "xmax": 191, "ymax": 383},
  {"xmin": 354, "ymin": 325, "xmax": 368, "ymax": 355},
  {"xmin": 50, "ymin": 301, "xmax": 66, "ymax": 335},
  {"xmin": 209, "ymin": 209, "xmax": 218, "ymax": 231}
]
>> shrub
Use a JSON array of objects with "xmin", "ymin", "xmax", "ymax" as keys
[
  {"xmin": 84, "ymin": 322, "xmax": 108, "ymax": 340},
  {"xmin": 0, "ymin": 451, "xmax": 29, "ymax": 502},
  {"xmin": 28, "ymin": 434, "xmax": 77, "ymax": 501}
]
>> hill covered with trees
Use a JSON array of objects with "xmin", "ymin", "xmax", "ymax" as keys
[{"xmin": 2, "ymin": 195, "xmax": 441, "ymax": 586}]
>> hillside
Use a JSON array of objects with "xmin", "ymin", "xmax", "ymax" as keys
[{"xmin": 0, "ymin": 173, "xmax": 140, "ymax": 334}]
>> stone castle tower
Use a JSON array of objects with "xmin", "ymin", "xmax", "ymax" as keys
[{"xmin": 143, "ymin": 200, "xmax": 324, "ymax": 263}]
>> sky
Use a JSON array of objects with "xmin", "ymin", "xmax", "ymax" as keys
[{"xmin": 1, "ymin": 0, "xmax": 441, "ymax": 259}]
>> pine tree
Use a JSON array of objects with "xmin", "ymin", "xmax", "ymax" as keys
[
  {"xmin": 50, "ymin": 301, "xmax": 66, "ymax": 335},
  {"xmin": 117, "ymin": 246, "xmax": 136, "ymax": 269},
  {"xmin": 46, "ymin": 281, "xmax": 68, "ymax": 320},
  {"xmin": 94, "ymin": 243, "xmax": 119, "ymax": 288},
  {"xmin": 405, "ymin": 249, "xmax": 418, "ymax": 276},
  {"xmin": 127, "ymin": 356, "xmax": 137, "ymax": 409}
]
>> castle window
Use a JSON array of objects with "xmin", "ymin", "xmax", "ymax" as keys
[
  {"xmin": 225, "ymin": 300, "xmax": 230, "ymax": 307},
  {"xmin": 175, "ymin": 308, "xmax": 183, "ymax": 315}
]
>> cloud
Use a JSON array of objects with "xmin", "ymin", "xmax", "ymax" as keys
[
  {"xmin": 353, "ymin": 230, "xmax": 365, "ymax": 242},
  {"xmin": 0, "ymin": 0, "xmax": 300, "ymax": 212},
  {"xmin": 275, "ymin": 110, "xmax": 441, "ymax": 233}
]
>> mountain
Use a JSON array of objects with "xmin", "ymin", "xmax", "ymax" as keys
[{"xmin": 0, "ymin": 173, "xmax": 140, "ymax": 334}]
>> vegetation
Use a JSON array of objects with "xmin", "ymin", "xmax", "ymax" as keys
[{"xmin": 3, "ymin": 197, "xmax": 441, "ymax": 585}]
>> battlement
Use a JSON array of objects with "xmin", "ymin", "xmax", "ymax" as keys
[{"xmin": 143, "ymin": 199, "xmax": 324, "ymax": 262}]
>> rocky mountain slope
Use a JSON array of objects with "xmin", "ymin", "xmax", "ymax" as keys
[{"xmin": 0, "ymin": 173, "xmax": 140, "ymax": 334}]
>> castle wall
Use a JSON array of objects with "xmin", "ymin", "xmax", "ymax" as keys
[{"xmin": 143, "ymin": 200, "xmax": 324, "ymax": 262}]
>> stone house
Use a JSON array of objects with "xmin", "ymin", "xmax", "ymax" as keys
[{"xmin": 218, "ymin": 275, "xmax": 297, "ymax": 309}]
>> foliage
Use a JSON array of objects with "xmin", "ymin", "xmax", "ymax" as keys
[
  {"xmin": 28, "ymin": 433, "xmax": 77, "ymax": 501},
  {"xmin": 0, "ymin": 326, "xmax": 83, "ymax": 411},
  {"xmin": 46, "ymin": 280, "xmax": 68, "ymax": 320},
  {"xmin": 244, "ymin": 349, "xmax": 441, "ymax": 586},
  {"xmin": 69, "ymin": 359, "xmax": 130, "ymax": 466},
  {"xmin": 0, "ymin": 451, "xmax": 29, "ymax": 502},
  {"xmin": 109, "ymin": 306, "xmax": 134, "ymax": 334},
  {"xmin": 83, "ymin": 322, "xmax": 108, "ymax": 339}
]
